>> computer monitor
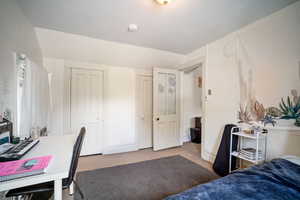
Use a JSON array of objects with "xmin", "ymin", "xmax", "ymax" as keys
[{"xmin": 0, "ymin": 119, "xmax": 13, "ymax": 144}]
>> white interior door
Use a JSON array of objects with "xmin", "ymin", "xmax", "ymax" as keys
[
  {"xmin": 136, "ymin": 75, "xmax": 153, "ymax": 149},
  {"xmin": 153, "ymin": 68, "xmax": 180, "ymax": 151},
  {"xmin": 71, "ymin": 68, "xmax": 104, "ymax": 156}
]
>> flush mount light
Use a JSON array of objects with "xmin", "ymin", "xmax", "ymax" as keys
[{"xmin": 155, "ymin": 0, "xmax": 174, "ymax": 5}]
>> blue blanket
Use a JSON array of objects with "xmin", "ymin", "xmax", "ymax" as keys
[{"xmin": 165, "ymin": 159, "xmax": 300, "ymax": 200}]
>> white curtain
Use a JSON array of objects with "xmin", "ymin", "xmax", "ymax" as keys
[
  {"xmin": 19, "ymin": 59, "xmax": 50, "ymax": 137},
  {"xmin": 30, "ymin": 61, "xmax": 50, "ymax": 131},
  {"xmin": 19, "ymin": 59, "xmax": 31, "ymax": 137}
]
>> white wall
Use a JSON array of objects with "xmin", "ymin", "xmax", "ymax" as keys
[
  {"xmin": 187, "ymin": 1, "xmax": 300, "ymax": 162},
  {"xmin": 43, "ymin": 58, "xmax": 139, "ymax": 153},
  {"xmin": 0, "ymin": 0, "xmax": 42, "ymax": 132},
  {"xmin": 181, "ymin": 68, "xmax": 202, "ymax": 142},
  {"xmin": 38, "ymin": 28, "xmax": 186, "ymax": 153},
  {"xmin": 103, "ymin": 67, "xmax": 136, "ymax": 153},
  {"xmin": 36, "ymin": 28, "xmax": 186, "ymax": 69},
  {"xmin": 43, "ymin": 58, "xmax": 65, "ymax": 136}
]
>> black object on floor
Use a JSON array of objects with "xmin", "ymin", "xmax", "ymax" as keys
[
  {"xmin": 213, "ymin": 124, "xmax": 238, "ymax": 177},
  {"xmin": 74, "ymin": 155, "xmax": 218, "ymax": 200},
  {"xmin": 190, "ymin": 128, "xmax": 201, "ymax": 143},
  {"xmin": 190, "ymin": 117, "xmax": 202, "ymax": 144},
  {"xmin": 195, "ymin": 117, "xmax": 201, "ymax": 128}
]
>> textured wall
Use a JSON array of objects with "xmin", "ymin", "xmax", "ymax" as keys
[{"xmin": 0, "ymin": 0, "xmax": 42, "ymax": 132}]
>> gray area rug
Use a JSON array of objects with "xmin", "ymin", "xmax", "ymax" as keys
[{"xmin": 75, "ymin": 155, "xmax": 218, "ymax": 200}]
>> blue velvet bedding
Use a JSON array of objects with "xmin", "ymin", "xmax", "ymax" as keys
[{"xmin": 165, "ymin": 159, "xmax": 300, "ymax": 200}]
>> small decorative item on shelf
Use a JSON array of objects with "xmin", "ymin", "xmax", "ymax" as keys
[
  {"xmin": 242, "ymin": 129, "xmax": 253, "ymax": 135},
  {"xmin": 238, "ymin": 105, "xmax": 252, "ymax": 124},
  {"xmin": 239, "ymin": 124, "xmax": 266, "ymax": 135},
  {"xmin": 266, "ymin": 107, "xmax": 282, "ymax": 118},
  {"xmin": 262, "ymin": 115, "xmax": 277, "ymax": 127},
  {"xmin": 250, "ymin": 100, "xmax": 277, "ymax": 127},
  {"xmin": 246, "ymin": 100, "xmax": 276, "ymax": 127},
  {"xmin": 252, "ymin": 126, "xmax": 267, "ymax": 134},
  {"xmin": 263, "ymin": 107, "xmax": 281, "ymax": 127},
  {"xmin": 252, "ymin": 100, "xmax": 265, "ymax": 122},
  {"xmin": 30, "ymin": 126, "xmax": 40, "ymax": 140},
  {"xmin": 279, "ymin": 89, "xmax": 300, "ymax": 127}
]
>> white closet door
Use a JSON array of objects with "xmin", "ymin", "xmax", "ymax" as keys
[
  {"xmin": 71, "ymin": 69, "xmax": 104, "ymax": 156},
  {"xmin": 136, "ymin": 75, "xmax": 153, "ymax": 149},
  {"xmin": 153, "ymin": 68, "xmax": 180, "ymax": 151}
]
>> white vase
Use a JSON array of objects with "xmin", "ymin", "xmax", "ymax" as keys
[{"xmin": 276, "ymin": 119, "xmax": 295, "ymax": 127}]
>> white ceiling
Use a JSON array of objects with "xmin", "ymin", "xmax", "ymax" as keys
[{"xmin": 18, "ymin": 0, "xmax": 298, "ymax": 54}]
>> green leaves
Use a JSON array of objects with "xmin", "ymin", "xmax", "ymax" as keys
[{"xmin": 279, "ymin": 95, "xmax": 300, "ymax": 119}]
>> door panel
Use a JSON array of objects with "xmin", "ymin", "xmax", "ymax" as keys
[
  {"xmin": 136, "ymin": 75, "xmax": 153, "ymax": 149},
  {"xmin": 153, "ymin": 68, "xmax": 180, "ymax": 151},
  {"xmin": 71, "ymin": 69, "xmax": 103, "ymax": 156}
]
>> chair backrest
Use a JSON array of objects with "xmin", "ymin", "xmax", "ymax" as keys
[{"xmin": 64, "ymin": 127, "xmax": 86, "ymax": 186}]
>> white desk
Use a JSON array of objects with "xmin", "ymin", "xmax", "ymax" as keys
[{"xmin": 0, "ymin": 135, "xmax": 76, "ymax": 200}]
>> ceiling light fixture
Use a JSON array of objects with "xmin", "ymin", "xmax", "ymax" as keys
[
  {"xmin": 128, "ymin": 24, "xmax": 138, "ymax": 32},
  {"xmin": 155, "ymin": 0, "xmax": 174, "ymax": 5}
]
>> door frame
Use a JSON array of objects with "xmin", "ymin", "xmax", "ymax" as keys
[
  {"xmin": 179, "ymin": 57, "xmax": 206, "ymax": 158},
  {"xmin": 135, "ymin": 73, "xmax": 153, "ymax": 149}
]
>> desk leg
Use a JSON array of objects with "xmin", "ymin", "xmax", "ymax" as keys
[{"xmin": 54, "ymin": 179, "xmax": 62, "ymax": 200}]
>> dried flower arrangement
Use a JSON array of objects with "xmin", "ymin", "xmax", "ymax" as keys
[
  {"xmin": 252, "ymin": 100, "xmax": 265, "ymax": 121},
  {"xmin": 238, "ymin": 90, "xmax": 300, "ymax": 127},
  {"xmin": 238, "ymin": 100, "xmax": 276, "ymax": 127},
  {"xmin": 238, "ymin": 105, "xmax": 252, "ymax": 124}
]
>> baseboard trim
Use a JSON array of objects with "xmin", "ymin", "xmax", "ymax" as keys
[
  {"xmin": 103, "ymin": 143, "xmax": 139, "ymax": 155},
  {"xmin": 182, "ymin": 135, "xmax": 191, "ymax": 143},
  {"xmin": 201, "ymin": 150, "xmax": 216, "ymax": 163}
]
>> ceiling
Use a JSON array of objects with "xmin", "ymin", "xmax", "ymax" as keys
[{"xmin": 17, "ymin": 0, "xmax": 298, "ymax": 54}]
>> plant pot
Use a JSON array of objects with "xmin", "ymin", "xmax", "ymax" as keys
[
  {"xmin": 295, "ymin": 118, "xmax": 300, "ymax": 127},
  {"xmin": 277, "ymin": 119, "xmax": 295, "ymax": 127}
]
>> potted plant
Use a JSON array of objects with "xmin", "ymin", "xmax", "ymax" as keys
[{"xmin": 278, "ymin": 90, "xmax": 300, "ymax": 127}]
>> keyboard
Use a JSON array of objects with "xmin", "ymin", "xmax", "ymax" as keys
[
  {"xmin": 0, "ymin": 143, "xmax": 15, "ymax": 154},
  {"xmin": 0, "ymin": 138, "xmax": 39, "ymax": 162}
]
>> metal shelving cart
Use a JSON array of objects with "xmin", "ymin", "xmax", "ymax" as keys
[{"xmin": 229, "ymin": 126, "xmax": 267, "ymax": 173}]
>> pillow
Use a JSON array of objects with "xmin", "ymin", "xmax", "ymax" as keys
[{"xmin": 281, "ymin": 155, "xmax": 300, "ymax": 166}]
